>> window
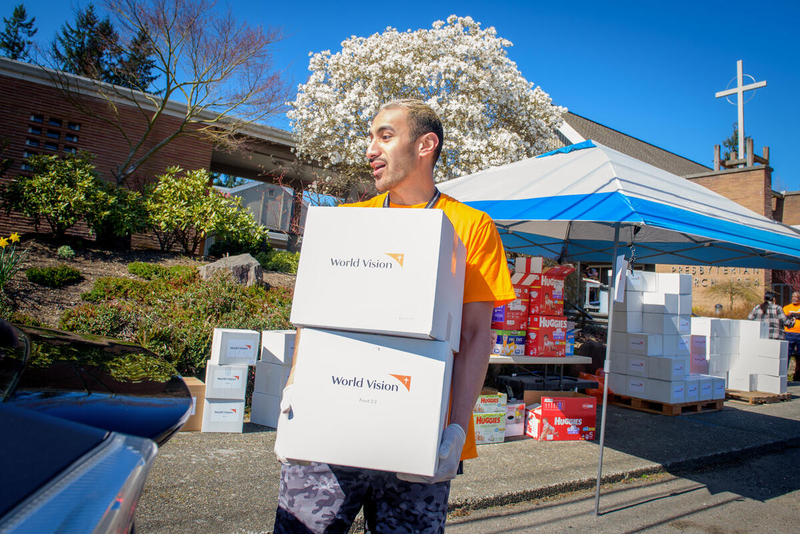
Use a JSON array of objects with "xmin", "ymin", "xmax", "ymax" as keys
[
  {"xmin": 67, "ymin": 122, "xmax": 81, "ymax": 131},
  {"xmin": 48, "ymin": 118, "xmax": 63, "ymax": 127},
  {"xmin": 25, "ymin": 138, "xmax": 39, "ymax": 147},
  {"xmin": 21, "ymin": 151, "xmax": 37, "ymax": 171},
  {"xmin": 65, "ymin": 133, "xmax": 78, "ymax": 143},
  {"xmin": 46, "ymin": 130, "xmax": 60, "ymax": 139},
  {"xmin": 63, "ymin": 146, "xmax": 77, "ymax": 154},
  {"xmin": 28, "ymin": 126, "xmax": 41, "ymax": 135},
  {"xmin": 44, "ymin": 141, "xmax": 58, "ymax": 151},
  {"xmin": 30, "ymin": 114, "xmax": 43, "ymax": 123}
]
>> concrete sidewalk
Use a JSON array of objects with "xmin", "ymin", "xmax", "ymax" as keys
[{"xmin": 135, "ymin": 384, "xmax": 800, "ymax": 534}]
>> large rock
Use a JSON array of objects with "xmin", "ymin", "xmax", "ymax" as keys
[{"xmin": 199, "ymin": 254, "xmax": 263, "ymax": 287}]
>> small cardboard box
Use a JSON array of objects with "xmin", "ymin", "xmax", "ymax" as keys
[
  {"xmin": 210, "ymin": 328, "xmax": 260, "ymax": 365},
  {"xmin": 204, "ymin": 364, "xmax": 248, "ymax": 400},
  {"xmin": 180, "ymin": 377, "xmax": 205, "ymax": 431},
  {"xmin": 524, "ymin": 391, "xmax": 596, "ymax": 441},
  {"xmin": 492, "ymin": 330, "xmax": 526, "ymax": 356},
  {"xmin": 526, "ymin": 315, "xmax": 568, "ymax": 357},
  {"xmin": 290, "ymin": 207, "xmax": 466, "ymax": 352},
  {"xmin": 473, "ymin": 412, "xmax": 506, "ymax": 444},
  {"xmin": 648, "ymin": 378, "xmax": 686, "ymax": 404},
  {"xmin": 626, "ymin": 354, "xmax": 649, "ymax": 377},
  {"xmin": 626, "ymin": 271, "xmax": 658, "ymax": 292},
  {"xmin": 627, "ymin": 333, "xmax": 663, "ymax": 356},
  {"xmin": 201, "ymin": 399, "xmax": 245, "ymax": 433},
  {"xmin": 273, "ymin": 328, "xmax": 453, "ymax": 477},
  {"xmin": 532, "ymin": 265, "xmax": 576, "ymax": 316},
  {"xmin": 658, "ymin": 273, "xmax": 692, "ymax": 295},
  {"xmin": 505, "ymin": 401, "xmax": 526, "ymax": 437},
  {"xmin": 261, "ymin": 330, "xmax": 296, "ymax": 364},
  {"xmin": 474, "ymin": 388, "xmax": 508, "ymax": 413},
  {"xmin": 648, "ymin": 356, "xmax": 688, "ymax": 381}
]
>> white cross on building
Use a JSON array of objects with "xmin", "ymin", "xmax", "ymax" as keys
[{"xmin": 715, "ymin": 60, "xmax": 767, "ymax": 160}]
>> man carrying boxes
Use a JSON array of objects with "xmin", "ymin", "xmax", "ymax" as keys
[{"xmin": 272, "ymin": 100, "xmax": 515, "ymax": 534}]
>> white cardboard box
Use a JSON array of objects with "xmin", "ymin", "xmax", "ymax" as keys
[
  {"xmin": 756, "ymin": 374, "xmax": 788, "ymax": 395},
  {"xmin": 627, "ymin": 333, "xmax": 663, "ymax": 356},
  {"xmin": 608, "ymin": 372, "xmax": 629, "ymax": 396},
  {"xmin": 642, "ymin": 292, "xmax": 675, "ymax": 314},
  {"xmin": 204, "ymin": 364, "xmax": 248, "ymax": 400},
  {"xmin": 658, "ymin": 273, "xmax": 692, "ymax": 294},
  {"xmin": 626, "ymin": 354, "xmax": 649, "ymax": 377},
  {"xmin": 612, "ymin": 309, "xmax": 643, "ymax": 333},
  {"xmin": 609, "ymin": 352, "xmax": 629, "ymax": 375},
  {"xmin": 290, "ymin": 207, "xmax": 466, "ymax": 352},
  {"xmin": 254, "ymin": 361, "xmax": 292, "ymax": 395},
  {"xmin": 728, "ymin": 369, "xmax": 757, "ymax": 391},
  {"xmin": 684, "ymin": 376, "xmax": 700, "ymax": 401},
  {"xmin": 648, "ymin": 379, "xmax": 686, "ymax": 404},
  {"xmin": 274, "ymin": 328, "xmax": 454, "ymax": 476},
  {"xmin": 261, "ymin": 330, "xmax": 296, "ymax": 364},
  {"xmin": 648, "ymin": 356, "xmax": 688, "ymax": 381},
  {"xmin": 626, "ymin": 376, "xmax": 648, "ymax": 399},
  {"xmin": 504, "ymin": 402, "xmax": 526, "ymax": 437},
  {"xmin": 210, "ymin": 329, "xmax": 260, "ymax": 365},
  {"xmin": 201, "ymin": 399, "xmax": 245, "ymax": 433},
  {"xmin": 710, "ymin": 376, "xmax": 726, "ymax": 400},
  {"xmin": 697, "ymin": 376, "xmax": 713, "ymax": 401},
  {"xmin": 621, "ymin": 291, "xmax": 643, "ymax": 313},
  {"xmin": 250, "ymin": 391, "xmax": 281, "ymax": 428},
  {"xmin": 626, "ymin": 271, "xmax": 657, "ymax": 292},
  {"xmin": 663, "ymin": 335, "xmax": 690, "ymax": 357}
]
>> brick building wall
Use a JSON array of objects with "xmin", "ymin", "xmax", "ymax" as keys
[{"xmin": 0, "ymin": 63, "xmax": 213, "ymax": 247}]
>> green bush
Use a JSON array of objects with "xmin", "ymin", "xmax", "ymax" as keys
[
  {"xmin": 256, "ymin": 249, "xmax": 300, "ymax": 274},
  {"xmin": 57, "ymin": 245, "xmax": 76, "ymax": 260},
  {"xmin": 64, "ymin": 270, "xmax": 293, "ymax": 376},
  {"xmin": 143, "ymin": 167, "xmax": 270, "ymax": 255},
  {"xmin": 208, "ymin": 234, "xmax": 272, "ymax": 258},
  {"xmin": 26, "ymin": 264, "xmax": 82, "ymax": 288}
]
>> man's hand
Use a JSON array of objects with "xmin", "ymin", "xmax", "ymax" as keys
[{"xmin": 397, "ymin": 424, "xmax": 466, "ymax": 484}]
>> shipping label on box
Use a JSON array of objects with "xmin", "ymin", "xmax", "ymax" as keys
[
  {"xmin": 211, "ymin": 329, "xmax": 260, "ymax": 365},
  {"xmin": 474, "ymin": 389, "xmax": 508, "ymax": 413},
  {"xmin": 274, "ymin": 328, "xmax": 453, "ymax": 477},
  {"xmin": 473, "ymin": 412, "xmax": 506, "ymax": 444},
  {"xmin": 290, "ymin": 207, "xmax": 466, "ymax": 352},
  {"xmin": 526, "ymin": 315, "xmax": 568, "ymax": 357},
  {"xmin": 204, "ymin": 364, "xmax": 248, "ymax": 400},
  {"xmin": 491, "ymin": 304, "xmax": 528, "ymax": 331},
  {"xmin": 524, "ymin": 392, "xmax": 596, "ymax": 441},
  {"xmin": 505, "ymin": 401, "xmax": 526, "ymax": 437},
  {"xmin": 627, "ymin": 377, "xmax": 647, "ymax": 398},
  {"xmin": 492, "ymin": 330, "xmax": 526, "ymax": 356},
  {"xmin": 627, "ymin": 355, "xmax": 649, "ymax": 377},
  {"xmin": 628, "ymin": 333, "xmax": 663, "ymax": 356}
]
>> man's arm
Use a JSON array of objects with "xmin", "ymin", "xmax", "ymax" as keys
[{"xmin": 448, "ymin": 301, "xmax": 495, "ymax": 430}]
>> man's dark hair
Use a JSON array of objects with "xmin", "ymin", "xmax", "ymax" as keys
[{"xmin": 378, "ymin": 99, "xmax": 444, "ymax": 165}]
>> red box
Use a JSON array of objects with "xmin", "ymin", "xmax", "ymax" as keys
[
  {"xmin": 491, "ymin": 302, "xmax": 528, "ymax": 330},
  {"xmin": 531, "ymin": 265, "xmax": 575, "ymax": 316},
  {"xmin": 524, "ymin": 391, "xmax": 596, "ymax": 441},
  {"xmin": 525, "ymin": 315, "xmax": 568, "ymax": 357}
]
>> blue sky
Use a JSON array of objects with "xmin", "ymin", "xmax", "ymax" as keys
[{"xmin": 16, "ymin": 0, "xmax": 800, "ymax": 190}]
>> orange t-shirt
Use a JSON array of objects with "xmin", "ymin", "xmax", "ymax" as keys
[
  {"xmin": 346, "ymin": 191, "xmax": 516, "ymax": 460},
  {"xmin": 784, "ymin": 303, "xmax": 800, "ymax": 334}
]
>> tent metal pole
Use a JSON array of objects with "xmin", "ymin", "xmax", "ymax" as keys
[{"xmin": 593, "ymin": 222, "xmax": 621, "ymax": 516}]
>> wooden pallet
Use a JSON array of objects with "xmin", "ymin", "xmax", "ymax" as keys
[
  {"xmin": 609, "ymin": 394, "xmax": 724, "ymax": 416},
  {"xmin": 725, "ymin": 389, "xmax": 793, "ymax": 405}
]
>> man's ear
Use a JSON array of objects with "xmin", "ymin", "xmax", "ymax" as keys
[{"xmin": 418, "ymin": 132, "xmax": 439, "ymax": 159}]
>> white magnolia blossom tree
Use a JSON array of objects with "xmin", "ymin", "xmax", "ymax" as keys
[{"xmin": 288, "ymin": 15, "xmax": 566, "ymax": 194}]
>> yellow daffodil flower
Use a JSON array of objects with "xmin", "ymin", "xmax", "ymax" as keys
[
  {"xmin": 9, "ymin": 233, "xmax": 19, "ymax": 243},
  {"xmin": 0, "ymin": 237, "xmax": 8, "ymax": 248}
]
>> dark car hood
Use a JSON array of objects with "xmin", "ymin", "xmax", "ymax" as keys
[{"xmin": 1, "ymin": 325, "xmax": 192, "ymax": 445}]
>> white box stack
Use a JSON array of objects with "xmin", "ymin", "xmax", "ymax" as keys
[
  {"xmin": 251, "ymin": 330, "xmax": 296, "ymax": 428},
  {"xmin": 274, "ymin": 207, "xmax": 467, "ymax": 477},
  {"xmin": 609, "ymin": 272, "xmax": 699, "ymax": 405},
  {"xmin": 202, "ymin": 328, "xmax": 260, "ymax": 433},
  {"xmin": 691, "ymin": 316, "xmax": 788, "ymax": 395}
]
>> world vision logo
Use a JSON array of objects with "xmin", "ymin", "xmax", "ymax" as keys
[
  {"xmin": 389, "ymin": 374, "xmax": 412, "ymax": 392},
  {"xmin": 329, "ymin": 252, "xmax": 405, "ymax": 269}
]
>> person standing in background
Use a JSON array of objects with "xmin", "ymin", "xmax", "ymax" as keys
[{"xmin": 783, "ymin": 291, "xmax": 800, "ymax": 380}]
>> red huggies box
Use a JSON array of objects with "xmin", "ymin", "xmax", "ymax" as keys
[{"xmin": 525, "ymin": 315, "xmax": 568, "ymax": 357}]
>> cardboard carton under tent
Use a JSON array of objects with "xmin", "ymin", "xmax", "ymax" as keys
[{"xmin": 436, "ymin": 140, "xmax": 800, "ymax": 514}]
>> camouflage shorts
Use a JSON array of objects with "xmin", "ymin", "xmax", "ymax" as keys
[{"xmin": 273, "ymin": 462, "xmax": 451, "ymax": 534}]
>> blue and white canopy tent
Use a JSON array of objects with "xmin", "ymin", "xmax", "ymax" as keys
[{"xmin": 437, "ymin": 140, "xmax": 800, "ymax": 514}]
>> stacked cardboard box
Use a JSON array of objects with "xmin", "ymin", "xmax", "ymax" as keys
[
  {"xmin": 691, "ymin": 317, "xmax": 787, "ymax": 394},
  {"xmin": 472, "ymin": 389, "xmax": 508, "ymax": 444},
  {"xmin": 201, "ymin": 328, "xmax": 260, "ymax": 433},
  {"xmin": 250, "ymin": 330, "xmax": 296, "ymax": 428},
  {"xmin": 490, "ymin": 258, "xmax": 575, "ymax": 358},
  {"xmin": 609, "ymin": 272, "xmax": 726, "ymax": 404},
  {"xmin": 524, "ymin": 391, "xmax": 596, "ymax": 441},
  {"xmin": 180, "ymin": 377, "xmax": 206, "ymax": 431},
  {"xmin": 273, "ymin": 207, "xmax": 466, "ymax": 477}
]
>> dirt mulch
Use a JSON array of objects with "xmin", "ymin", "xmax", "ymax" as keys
[{"xmin": 4, "ymin": 238, "xmax": 295, "ymax": 329}]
